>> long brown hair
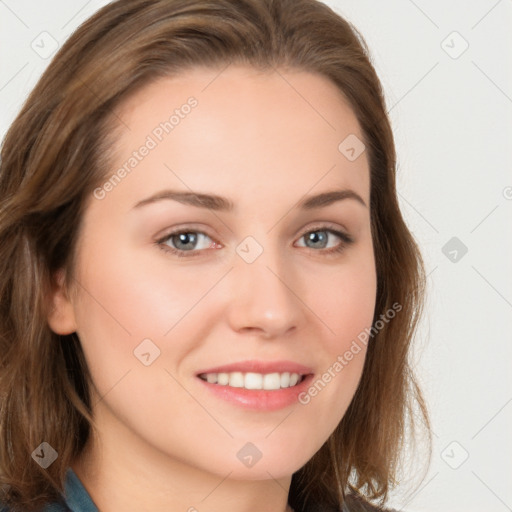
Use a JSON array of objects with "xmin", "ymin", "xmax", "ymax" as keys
[{"xmin": 0, "ymin": 0, "xmax": 432, "ymax": 510}]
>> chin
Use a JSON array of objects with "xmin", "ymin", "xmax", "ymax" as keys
[
  {"xmin": 219, "ymin": 460, "xmax": 302, "ymax": 482},
  {"xmin": 203, "ymin": 441, "xmax": 316, "ymax": 482}
]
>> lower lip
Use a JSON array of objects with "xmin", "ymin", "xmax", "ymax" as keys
[{"xmin": 196, "ymin": 374, "xmax": 314, "ymax": 411}]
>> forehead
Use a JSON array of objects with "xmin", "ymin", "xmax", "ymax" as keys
[{"xmin": 100, "ymin": 65, "xmax": 370, "ymax": 211}]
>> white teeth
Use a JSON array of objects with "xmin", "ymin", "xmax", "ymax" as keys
[
  {"xmin": 263, "ymin": 373, "xmax": 281, "ymax": 390},
  {"xmin": 244, "ymin": 372, "xmax": 263, "ymax": 389},
  {"xmin": 229, "ymin": 372, "xmax": 244, "ymax": 388},
  {"xmin": 217, "ymin": 373, "xmax": 229, "ymax": 385},
  {"xmin": 200, "ymin": 371, "xmax": 304, "ymax": 390}
]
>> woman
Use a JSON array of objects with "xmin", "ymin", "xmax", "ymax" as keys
[{"xmin": 0, "ymin": 0, "xmax": 431, "ymax": 511}]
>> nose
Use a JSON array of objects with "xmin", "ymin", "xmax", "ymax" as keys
[{"xmin": 225, "ymin": 243, "xmax": 303, "ymax": 339}]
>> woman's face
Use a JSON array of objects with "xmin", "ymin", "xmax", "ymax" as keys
[{"xmin": 50, "ymin": 65, "xmax": 376, "ymax": 480}]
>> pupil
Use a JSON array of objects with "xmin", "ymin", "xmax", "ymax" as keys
[
  {"xmin": 308, "ymin": 231, "xmax": 326, "ymax": 248},
  {"xmin": 176, "ymin": 232, "xmax": 196, "ymax": 249}
]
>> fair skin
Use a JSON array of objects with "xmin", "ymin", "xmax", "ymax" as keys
[{"xmin": 48, "ymin": 65, "xmax": 376, "ymax": 512}]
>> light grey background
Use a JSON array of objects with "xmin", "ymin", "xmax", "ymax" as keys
[{"xmin": 1, "ymin": 1, "xmax": 511, "ymax": 511}]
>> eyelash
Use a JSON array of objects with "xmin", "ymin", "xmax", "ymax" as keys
[{"xmin": 155, "ymin": 224, "xmax": 354, "ymax": 258}]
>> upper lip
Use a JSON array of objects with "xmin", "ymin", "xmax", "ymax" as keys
[{"xmin": 196, "ymin": 360, "xmax": 314, "ymax": 376}]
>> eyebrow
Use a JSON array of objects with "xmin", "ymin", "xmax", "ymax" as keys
[{"xmin": 132, "ymin": 188, "xmax": 367, "ymax": 211}]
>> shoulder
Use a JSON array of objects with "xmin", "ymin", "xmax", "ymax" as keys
[
  {"xmin": 0, "ymin": 499, "xmax": 70, "ymax": 511},
  {"xmin": 42, "ymin": 502, "xmax": 72, "ymax": 511}
]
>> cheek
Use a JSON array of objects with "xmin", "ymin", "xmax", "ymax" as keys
[
  {"xmin": 324, "ymin": 268, "xmax": 376, "ymax": 349},
  {"xmin": 70, "ymin": 238, "xmax": 221, "ymax": 390},
  {"xmin": 310, "ymin": 247, "xmax": 377, "ymax": 354},
  {"xmin": 296, "ymin": 246, "xmax": 376, "ymax": 419},
  {"xmin": 73, "ymin": 237, "xmax": 189, "ymax": 337}
]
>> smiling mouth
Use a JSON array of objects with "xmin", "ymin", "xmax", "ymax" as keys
[{"xmin": 198, "ymin": 371, "xmax": 307, "ymax": 390}]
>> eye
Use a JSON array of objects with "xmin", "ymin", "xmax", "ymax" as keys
[
  {"xmin": 295, "ymin": 227, "xmax": 354, "ymax": 255},
  {"xmin": 156, "ymin": 230, "xmax": 219, "ymax": 257}
]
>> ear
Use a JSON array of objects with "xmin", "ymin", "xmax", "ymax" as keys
[{"xmin": 46, "ymin": 268, "xmax": 77, "ymax": 335}]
